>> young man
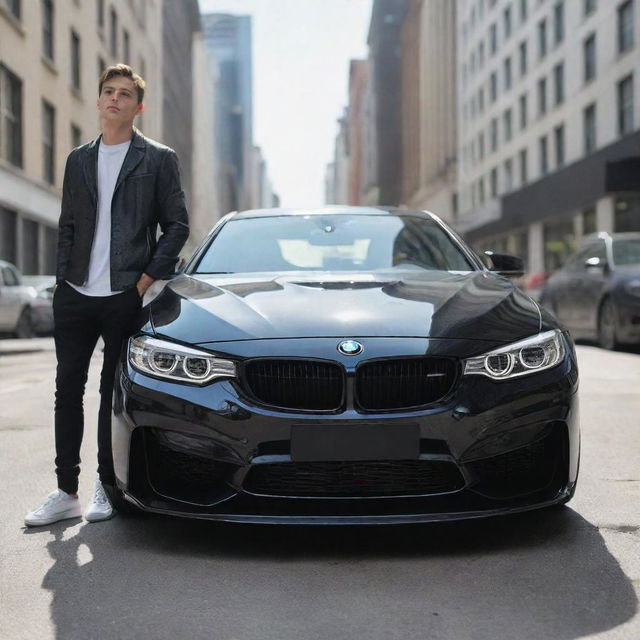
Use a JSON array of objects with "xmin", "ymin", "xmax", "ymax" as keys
[{"xmin": 25, "ymin": 65, "xmax": 189, "ymax": 526}]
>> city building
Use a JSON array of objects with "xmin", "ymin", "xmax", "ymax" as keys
[
  {"xmin": 347, "ymin": 59, "xmax": 369, "ymax": 205},
  {"xmin": 201, "ymin": 13, "xmax": 254, "ymax": 215},
  {"xmin": 456, "ymin": 0, "xmax": 640, "ymax": 275},
  {"xmin": 366, "ymin": 0, "xmax": 408, "ymax": 207},
  {"xmin": 400, "ymin": 0, "xmax": 457, "ymax": 221},
  {"xmin": 0, "ymin": 0, "xmax": 162, "ymax": 275}
]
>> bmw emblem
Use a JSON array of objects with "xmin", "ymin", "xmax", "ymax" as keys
[{"xmin": 338, "ymin": 340, "xmax": 363, "ymax": 356}]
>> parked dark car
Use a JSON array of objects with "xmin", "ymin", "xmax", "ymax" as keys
[
  {"xmin": 540, "ymin": 232, "xmax": 640, "ymax": 350},
  {"xmin": 111, "ymin": 207, "xmax": 579, "ymax": 524}
]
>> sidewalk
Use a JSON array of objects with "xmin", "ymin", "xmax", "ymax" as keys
[{"xmin": 0, "ymin": 337, "xmax": 55, "ymax": 356}]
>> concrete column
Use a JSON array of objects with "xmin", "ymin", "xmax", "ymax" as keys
[
  {"xmin": 528, "ymin": 222, "xmax": 545, "ymax": 274},
  {"xmin": 573, "ymin": 212, "xmax": 583, "ymax": 241},
  {"xmin": 596, "ymin": 195, "xmax": 615, "ymax": 232}
]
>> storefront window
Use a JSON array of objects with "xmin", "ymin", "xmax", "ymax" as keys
[
  {"xmin": 544, "ymin": 218, "xmax": 575, "ymax": 273},
  {"xmin": 615, "ymin": 196, "xmax": 640, "ymax": 232},
  {"xmin": 583, "ymin": 208, "xmax": 597, "ymax": 235}
]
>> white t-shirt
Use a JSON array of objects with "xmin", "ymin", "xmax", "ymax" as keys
[{"xmin": 68, "ymin": 139, "xmax": 131, "ymax": 297}]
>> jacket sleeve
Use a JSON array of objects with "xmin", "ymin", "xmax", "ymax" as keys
[
  {"xmin": 144, "ymin": 149, "xmax": 190, "ymax": 280},
  {"xmin": 56, "ymin": 153, "xmax": 76, "ymax": 283}
]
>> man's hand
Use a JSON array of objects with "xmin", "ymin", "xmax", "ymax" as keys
[{"xmin": 136, "ymin": 273, "xmax": 155, "ymax": 298}]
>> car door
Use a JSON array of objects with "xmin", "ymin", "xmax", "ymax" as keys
[
  {"xmin": 552, "ymin": 247, "xmax": 593, "ymax": 328},
  {"xmin": 0, "ymin": 266, "xmax": 21, "ymax": 330},
  {"xmin": 570, "ymin": 240, "xmax": 608, "ymax": 332}
]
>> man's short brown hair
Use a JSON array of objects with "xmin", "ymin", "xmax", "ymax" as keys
[{"xmin": 98, "ymin": 64, "xmax": 146, "ymax": 104}]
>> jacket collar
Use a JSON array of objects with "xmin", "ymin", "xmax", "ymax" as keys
[{"xmin": 82, "ymin": 128, "xmax": 146, "ymax": 202}]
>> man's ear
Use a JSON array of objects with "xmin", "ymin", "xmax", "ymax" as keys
[{"xmin": 137, "ymin": 102, "xmax": 146, "ymax": 116}]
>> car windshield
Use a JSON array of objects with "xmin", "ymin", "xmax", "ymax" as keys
[
  {"xmin": 194, "ymin": 214, "xmax": 475, "ymax": 274},
  {"xmin": 613, "ymin": 239, "xmax": 640, "ymax": 266}
]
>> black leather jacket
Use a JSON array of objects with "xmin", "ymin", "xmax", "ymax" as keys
[{"xmin": 56, "ymin": 129, "xmax": 190, "ymax": 291}]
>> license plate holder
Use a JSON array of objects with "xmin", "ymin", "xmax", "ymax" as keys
[{"xmin": 290, "ymin": 423, "xmax": 419, "ymax": 462}]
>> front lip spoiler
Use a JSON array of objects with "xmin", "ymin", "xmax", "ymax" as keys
[{"xmin": 122, "ymin": 488, "xmax": 573, "ymax": 526}]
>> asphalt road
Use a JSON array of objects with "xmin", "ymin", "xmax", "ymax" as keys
[{"xmin": 0, "ymin": 338, "xmax": 638, "ymax": 640}]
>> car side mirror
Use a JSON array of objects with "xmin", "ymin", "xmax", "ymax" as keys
[
  {"xmin": 483, "ymin": 251, "xmax": 525, "ymax": 278},
  {"xmin": 584, "ymin": 256, "xmax": 607, "ymax": 274}
]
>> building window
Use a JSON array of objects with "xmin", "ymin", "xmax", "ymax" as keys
[
  {"xmin": 538, "ymin": 19, "xmax": 547, "ymax": 58},
  {"xmin": 490, "ymin": 23, "xmax": 498, "ymax": 55},
  {"xmin": 479, "ymin": 42, "xmax": 485, "ymax": 68},
  {"xmin": 110, "ymin": 7, "xmax": 118, "ymax": 57},
  {"xmin": 519, "ymin": 40, "xmax": 528, "ymax": 75},
  {"xmin": 554, "ymin": 1, "xmax": 564, "ymax": 45},
  {"xmin": 71, "ymin": 30, "xmax": 81, "ymax": 92},
  {"xmin": 584, "ymin": 0, "xmax": 596, "ymax": 17},
  {"xmin": 538, "ymin": 77, "xmax": 547, "ymax": 116},
  {"xmin": 504, "ymin": 57, "xmax": 512, "ymax": 90},
  {"xmin": 0, "ymin": 65, "xmax": 23, "ymax": 168},
  {"xmin": 97, "ymin": 0, "xmax": 104, "ymax": 28},
  {"xmin": 42, "ymin": 100, "xmax": 55, "ymax": 185},
  {"xmin": 478, "ymin": 87, "xmax": 485, "ymax": 113},
  {"xmin": 583, "ymin": 208, "xmax": 597, "ymax": 235},
  {"xmin": 520, "ymin": 0, "xmax": 528, "ymax": 22},
  {"xmin": 478, "ymin": 131, "xmax": 485, "ymax": 159},
  {"xmin": 553, "ymin": 63, "xmax": 564, "ymax": 105},
  {"xmin": 583, "ymin": 103, "xmax": 597, "ymax": 153},
  {"xmin": 490, "ymin": 118, "xmax": 498, "ymax": 151},
  {"xmin": 123, "ymin": 29, "xmax": 130, "ymax": 64},
  {"xmin": 4, "ymin": 0, "xmax": 21, "ymax": 20},
  {"xmin": 479, "ymin": 178, "xmax": 485, "ymax": 205},
  {"xmin": 519, "ymin": 93, "xmax": 528, "ymax": 129},
  {"xmin": 519, "ymin": 148, "xmax": 528, "ymax": 185},
  {"xmin": 504, "ymin": 158, "xmax": 514, "ymax": 192},
  {"xmin": 0, "ymin": 207, "xmax": 18, "ymax": 263},
  {"xmin": 584, "ymin": 33, "xmax": 596, "ymax": 82},
  {"xmin": 618, "ymin": 74, "xmax": 634, "ymax": 136},
  {"xmin": 98, "ymin": 56, "xmax": 106, "ymax": 79},
  {"xmin": 71, "ymin": 123, "xmax": 82, "ymax": 149},
  {"xmin": 503, "ymin": 4, "xmax": 512, "ymax": 39},
  {"xmin": 615, "ymin": 196, "xmax": 640, "ymax": 232},
  {"xmin": 42, "ymin": 0, "xmax": 54, "ymax": 61},
  {"xmin": 490, "ymin": 167, "xmax": 499, "ymax": 197},
  {"xmin": 504, "ymin": 108, "xmax": 513, "ymax": 141},
  {"xmin": 539, "ymin": 135, "xmax": 548, "ymax": 176},
  {"xmin": 618, "ymin": 1, "xmax": 634, "ymax": 53},
  {"xmin": 22, "ymin": 219, "xmax": 39, "ymax": 275},
  {"xmin": 490, "ymin": 71, "xmax": 498, "ymax": 102},
  {"xmin": 554, "ymin": 124, "xmax": 565, "ymax": 167}
]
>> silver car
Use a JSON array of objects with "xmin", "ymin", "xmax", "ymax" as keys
[{"xmin": 0, "ymin": 260, "xmax": 54, "ymax": 338}]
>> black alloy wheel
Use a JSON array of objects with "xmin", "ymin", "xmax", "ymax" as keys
[
  {"xmin": 598, "ymin": 297, "xmax": 618, "ymax": 351},
  {"xmin": 14, "ymin": 307, "xmax": 33, "ymax": 339}
]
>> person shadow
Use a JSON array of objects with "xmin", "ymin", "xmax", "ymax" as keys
[{"xmin": 25, "ymin": 506, "xmax": 637, "ymax": 640}]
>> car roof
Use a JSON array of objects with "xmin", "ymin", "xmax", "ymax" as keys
[{"xmin": 230, "ymin": 206, "xmax": 435, "ymax": 220}]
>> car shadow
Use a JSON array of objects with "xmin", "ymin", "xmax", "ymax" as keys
[{"xmin": 26, "ymin": 507, "xmax": 637, "ymax": 640}]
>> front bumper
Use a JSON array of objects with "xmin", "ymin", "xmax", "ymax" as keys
[{"xmin": 112, "ymin": 336, "xmax": 579, "ymax": 524}]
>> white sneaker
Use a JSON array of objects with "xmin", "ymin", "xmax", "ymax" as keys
[
  {"xmin": 84, "ymin": 476, "xmax": 116, "ymax": 522},
  {"xmin": 25, "ymin": 489, "xmax": 82, "ymax": 527}
]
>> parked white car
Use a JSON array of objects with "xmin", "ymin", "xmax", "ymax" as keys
[{"xmin": 0, "ymin": 260, "xmax": 54, "ymax": 338}]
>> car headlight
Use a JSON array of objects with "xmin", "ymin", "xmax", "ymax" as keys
[
  {"xmin": 463, "ymin": 329, "xmax": 565, "ymax": 380},
  {"xmin": 128, "ymin": 335, "xmax": 236, "ymax": 385}
]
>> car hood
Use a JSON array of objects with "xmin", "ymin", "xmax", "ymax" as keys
[{"xmin": 148, "ymin": 271, "xmax": 541, "ymax": 345}]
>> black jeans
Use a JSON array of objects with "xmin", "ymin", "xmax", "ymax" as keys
[{"xmin": 53, "ymin": 282, "xmax": 142, "ymax": 494}]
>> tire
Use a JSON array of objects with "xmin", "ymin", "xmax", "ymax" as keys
[
  {"xmin": 14, "ymin": 307, "xmax": 33, "ymax": 339},
  {"xmin": 598, "ymin": 297, "xmax": 619, "ymax": 351}
]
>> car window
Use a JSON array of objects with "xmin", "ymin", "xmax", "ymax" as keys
[
  {"xmin": 612, "ymin": 239, "xmax": 640, "ymax": 266},
  {"xmin": 1, "ymin": 267, "xmax": 19, "ymax": 286},
  {"xmin": 195, "ymin": 215, "xmax": 475, "ymax": 274}
]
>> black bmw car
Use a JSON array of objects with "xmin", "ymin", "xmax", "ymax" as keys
[{"xmin": 111, "ymin": 207, "xmax": 579, "ymax": 524}]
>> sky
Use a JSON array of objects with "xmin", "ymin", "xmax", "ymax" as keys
[{"xmin": 198, "ymin": 0, "xmax": 373, "ymax": 208}]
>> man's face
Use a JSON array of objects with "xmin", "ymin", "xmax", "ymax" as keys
[{"xmin": 97, "ymin": 76, "xmax": 144, "ymax": 125}]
